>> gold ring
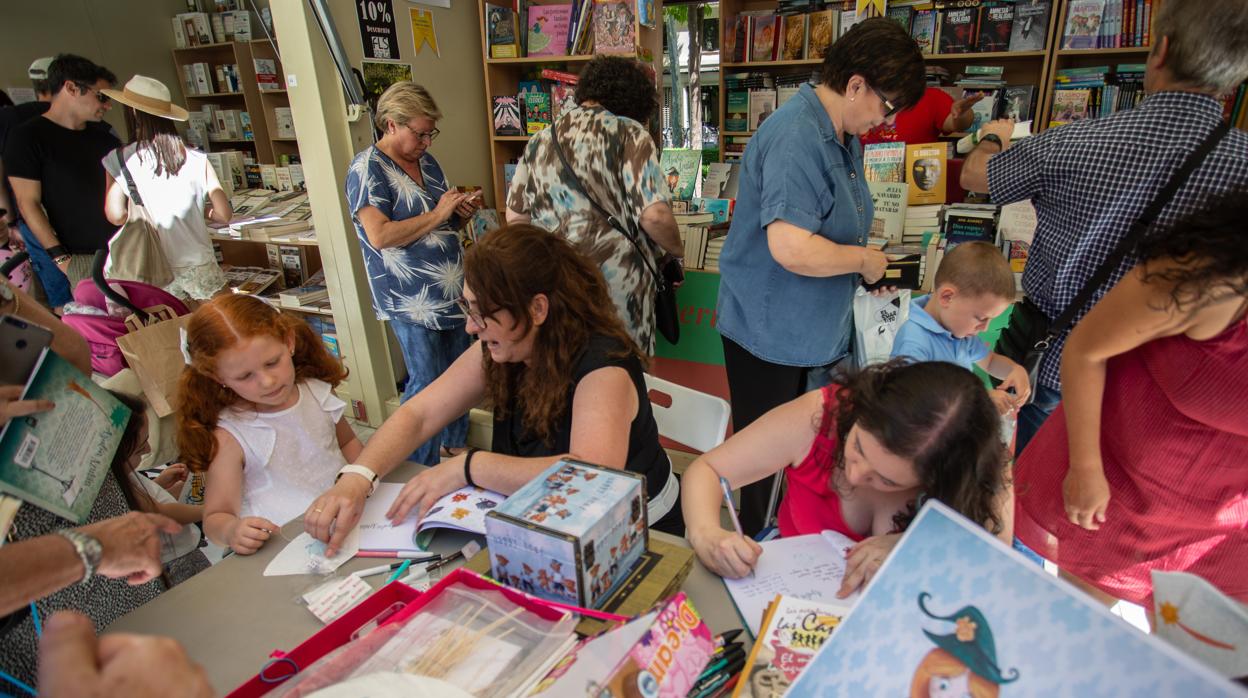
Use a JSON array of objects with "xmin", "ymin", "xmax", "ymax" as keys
[{"xmin": 314, "ymin": 508, "xmax": 324, "ymax": 513}]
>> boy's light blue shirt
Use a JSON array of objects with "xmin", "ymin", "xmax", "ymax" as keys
[{"xmin": 891, "ymin": 296, "xmax": 989, "ymax": 371}]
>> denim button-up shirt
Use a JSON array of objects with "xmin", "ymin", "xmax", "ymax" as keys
[{"xmin": 716, "ymin": 82, "xmax": 873, "ymax": 367}]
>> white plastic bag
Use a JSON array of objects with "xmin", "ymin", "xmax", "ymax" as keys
[{"xmin": 852, "ymin": 287, "xmax": 910, "ymax": 368}]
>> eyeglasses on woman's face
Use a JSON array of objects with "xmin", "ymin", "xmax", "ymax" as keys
[
  {"xmin": 404, "ymin": 123, "xmax": 440, "ymax": 142},
  {"xmin": 454, "ymin": 296, "xmax": 485, "ymax": 327},
  {"xmin": 868, "ymin": 84, "xmax": 900, "ymax": 118}
]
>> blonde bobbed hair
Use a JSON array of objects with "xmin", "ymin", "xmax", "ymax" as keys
[{"xmin": 374, "ymin": 81, "xmax": 442, "ymax": 131}]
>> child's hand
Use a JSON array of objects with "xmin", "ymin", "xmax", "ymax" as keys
[
  {"xmin": 989, "ymin": 388, "xmax": 1020, "ymax": 416},
  {"xmin": 153, "ymin": 463, "xmax": 189, "ymax": 498},
  {"xmin": 227, "ymin": 516, "xmax": 279, "ymax": 555},
  {"xmin": 997, "ymin": 360, "xmax": 1032, "ymax": 404}
]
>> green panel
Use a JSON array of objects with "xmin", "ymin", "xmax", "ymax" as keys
[{"xmin": 655, "ymin": 270, "xmax": 725, "ymax": 365}]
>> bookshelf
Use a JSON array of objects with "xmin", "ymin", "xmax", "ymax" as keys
[{"xmin": 477, "ymin": 0, "xmax": 665, "ymax": 207}]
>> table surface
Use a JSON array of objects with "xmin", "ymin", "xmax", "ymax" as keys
[{"xmin": 107, "ymin": 463, "xmax": 745, "ymax": 694}]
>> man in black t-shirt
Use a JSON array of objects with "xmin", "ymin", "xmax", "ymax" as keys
[{"xmin": 3, "ymin": 54, "xmax": 119, "ymax": 311}]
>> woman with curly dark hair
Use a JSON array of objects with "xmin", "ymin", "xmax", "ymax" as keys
[
  {"xmin": 681, "ymin": 360, "xmax": 1010, "ymax": 594},
  {"xmin": 303, "ymin": 225, "xmax": 681, "ymax": 553},
  {"xmin": 1015, "ymin": 190, "xmax": 1248, "ymax": 609},
  {"xmin": 505, "ymin": 55, "xmax": 683, "ymax": 355}
]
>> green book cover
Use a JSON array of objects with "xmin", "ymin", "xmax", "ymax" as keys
[
  {"xmin": 0, "ymin": 351, "xmax": 130, "ymax": 523},
  {"xmin": 659, "ymin": 149, "xmax": 703, "ymax": 201}
]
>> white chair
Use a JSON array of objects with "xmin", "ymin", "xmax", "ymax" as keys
[{"xmin": 643, "ymin": 374, "xmax": 731, "ymax": 453}]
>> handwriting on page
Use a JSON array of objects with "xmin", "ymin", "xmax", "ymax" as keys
[{"xmin": 724, "ymin": 532, "xmax": 859, "ymax": 636}]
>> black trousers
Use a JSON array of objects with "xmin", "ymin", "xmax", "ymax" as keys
[{"xmin": 721, "ymin": 336, "xmax": 809, "ymax": 536}]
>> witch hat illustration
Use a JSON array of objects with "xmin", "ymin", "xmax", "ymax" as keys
[{"xmin": 917, "ymin": 592, "xmax": 1019, "ymax": 686}]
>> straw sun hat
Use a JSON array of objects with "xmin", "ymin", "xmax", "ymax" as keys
[{"xmin": 102, "ymin": 75, "xmax": 189, "ymax": 121}]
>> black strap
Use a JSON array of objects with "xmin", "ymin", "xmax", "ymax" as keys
[
  {"xmin": 115, "ymin": 148, "xmax": 145, "ymax": 208},
  {"xmin": 550, "ymin": 130, "xmax": 665, "ymax": 290},
  {"xmin": 1040, "ymin": 122, "xmax": 1229, "ymax": 346}
]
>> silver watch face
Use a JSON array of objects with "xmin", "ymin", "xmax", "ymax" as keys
[{"xmin": 80, "ymin": 533, "xmax": 103, "ymax": 567}]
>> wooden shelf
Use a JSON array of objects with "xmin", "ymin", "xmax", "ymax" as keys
[
  {"xmin": 259, "ymin": 89, "xmax": 287, "ymax": 94},
  {"xmin": 211, "ymin": 233, "xmax": 319, "ymax": 247},
  {"xmin": 279, "ymin": 305, "xmax": 334, "ymax": 317},
  {"xmin": 208, "ymin": 138, "xmax": 256, "ymax": 144},
  {"xmin": 486, "ymin": 54, "xmax": 596, "ymax": 65},
  {"xmin": 272, "ymin": 137, "xmax": 299, "ymax": 142},
  {"xmin": 174, "ymin": 42, "xmax": 236, "ymax": 51},
  {"xmin": 923, "ymin": 50, "xmax": 1048, "ymax": 60},
  {"xmin": 1056, "ymin": 46, "xmax": 1151, "ymax": 56},
  {"xmin": 722, "ymin": 58, "xmax": 822, "ymax": 68},
  {"xmin": 493, "ymin": 134, "xmax": 531, "ymax": 141},
  {"xmin": 185, "ymin": 91, "xmax": 245, "ymax": 98}
]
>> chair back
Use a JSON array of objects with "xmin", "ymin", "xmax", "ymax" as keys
[{"xmin": 643, "ymin": 374, "xmax": 730, "ymax": 453}]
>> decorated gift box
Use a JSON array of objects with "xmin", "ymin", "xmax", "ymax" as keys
[{"xmin": 485, "ymin": 459, "xmax": 648, "ymax": 609}]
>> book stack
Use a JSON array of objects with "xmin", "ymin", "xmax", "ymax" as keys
[
  {"xmin": 865, "ymin": 143, "xmax": 907, "ymax": 245},
  {"xmin": 1049, "ymin": 64, "xmax": 1145, "ymax": 128},
  {"xmin": 182, "ymin": 62, "xmax": 216, "ymax": 95},
  {"xmin": 173, "ymin": 12, "xmax": 213, "ymax": 47},
  {"xmin": 196, "ymin": 105, "xmax": 251, "ymax": 142},
  {"xmin": 903, "ymin": 204, "xmax": 942, "ymax": 247},
  {"xmin": 492, "ymin": 69, "xmax": 579, "ymax": 137},
  {"xmin": 205, "ymin": 150, "xmax": 248, "ymax": 195},
  {"xmin": 896, "ymin": 1, "xmax": 1051, "ymax": 55},
  {"xmin": 1062, "ymin": 0, "xmax": 1154, "ymax": 50},
  {"xmin": 676, "ymin": 212, "xmax": 715, "ymax": 269},
  {"xmin": 943, "ymin": 202, "xmax": 1000, "ymax": 250},
  {"xmin": 955, "ymin": 65, "xmax": 1007, "ymax": 133},
  {"xmin": 703, "ymin": 228, "xmax": 728, "ymax": 272},
  {"xmin": 223, "ymin": 265, "xmax": 282, "ymax": 295}
]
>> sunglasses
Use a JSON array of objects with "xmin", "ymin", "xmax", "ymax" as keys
[
  {"xmin": 869, "ymin": 84, "xmax": 900, "ymax": 118},
  {"xmin": 76, "ymin": 83, "xmax": 110, "ymax": 105}
]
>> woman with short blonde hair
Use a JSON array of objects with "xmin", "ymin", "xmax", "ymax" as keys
[{"xmin": 345, "ymin": 81, "xmax": 481, "ymax": 464}]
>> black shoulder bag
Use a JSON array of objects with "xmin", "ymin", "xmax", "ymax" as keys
[
  {"xmin": 550, "ymin": 132, "xmax": 683, "ymax": 346},
  {"xmin": 995, "ymin": 122, "xmax": 1229, "ymax": 399}
]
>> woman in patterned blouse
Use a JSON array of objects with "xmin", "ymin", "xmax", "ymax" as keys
[
  {"xmin": 345, "ymin": 82, "xmax": 483, "ymax": 465},
  {"xmin": 505, "ymin": 56, "xmax": 683, "ymax": 355}
]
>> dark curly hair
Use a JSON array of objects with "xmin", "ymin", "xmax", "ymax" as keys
[
  {"xmin": 574, "ymin": 55, "xmax": 659, "ymax": 125},
  {"xmin": 820, "ymin": 17, "xmax": 926, "ymax": 112},
  {"xmin": 827, "ymin": 360, "xmax": 1008, "ymax": 535},
  {"xmin": 1137, "ymin": 189, "xmax": 1248, "ymax": 311},
  {"xmin": 465, "ymin": 224, "xmax": 644, "ymax": 445}
]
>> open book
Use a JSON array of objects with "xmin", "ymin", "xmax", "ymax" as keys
[
  {"xmin": 723, "ymin": 529, "xmax": 860, "ymax": 637},
  {"xmin": 0, "ymin": 351, "xmax": 130, "ymax": 523},
  {"xmin": 357, "ymin": 483, "xmax": 506, "ymax": 552}
]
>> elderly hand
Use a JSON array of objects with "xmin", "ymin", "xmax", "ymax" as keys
[
  {"xmin": 454, "ymin": 191, "xmax": 484, "ymax": 219},
  {"xmin": 79, "ymin": 512, "xmax": 182, "ymax": 585},
  {"xmin": 39, "ymin": 611, "xmax": 213, "ymax": 698},
  {"xmin": 859, "ymin": 248, "xmax": 889, "ymax": 284},
  {"xmin": 304, "ymin": 475, "xmax": 372, "ymax": 557},
  {"xmin": 434, "ymin": 190, "xmax": 469, "ymax": 225},
  {"xmin": 387, "ymin": 456, "xmax": 468, "ymax": 525},
  {"xmin": 838, "ymin": 533, "xmax": 900, "ymax": 597}
]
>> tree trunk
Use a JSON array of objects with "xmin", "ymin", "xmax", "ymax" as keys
[
  {"xmin": 688, "ymin": 4, "xmax": 703, "ymax": 151},
  {"xmin": 665, "ymin": 15, "xmax": 683, "ymax": 148}
]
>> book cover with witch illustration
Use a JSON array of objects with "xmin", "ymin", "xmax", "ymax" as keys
[{"xmin": 787, "ymin": 501, "xmax": 1242, "ymax": 695}]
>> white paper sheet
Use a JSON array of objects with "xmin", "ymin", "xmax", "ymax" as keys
[
  {"xmin": 723, "ymin": 530, "xmax": 860, "ymax": 636},
  {"xmin": 263, "ymin": 529, "xmax": 359, "ymax": 576}
]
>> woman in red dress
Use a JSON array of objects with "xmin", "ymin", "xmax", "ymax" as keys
[{"xmin": 1015, "ymin": 193, "xmax": 1248, "ymax": 607}]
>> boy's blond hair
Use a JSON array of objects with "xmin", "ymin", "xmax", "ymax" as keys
[{"xmin": 932, "ymin": 241, "xmax": 1015, "ymax": 300}]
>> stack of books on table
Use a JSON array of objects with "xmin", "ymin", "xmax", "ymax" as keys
[
  {"xmin": 943, "ymin": 202, "xmax": 1000, "ymax": 249},
  {"xmin": 903, "ymin": 204, "xmax": 943, "ymax": 246},
  {"xmin": 676, "ymin": 212, "xmax": 715, "ymax": 270}
]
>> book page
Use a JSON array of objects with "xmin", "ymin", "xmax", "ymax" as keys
[
  {"xmin": 723, "ymin": 531, "xmax": 860, "ymax": 636},
  {"xmin": 417, "ymin": 486, "xmax": 505, "ymax": 536},
  {"xmin": 356, "ymin": 482, "xmax": 417, "ymax": 551}
]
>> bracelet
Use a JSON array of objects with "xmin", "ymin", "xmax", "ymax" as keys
[
  {"xmin": 45, "ymin": 245, "xmax": 67, "ymax": 260},
  {"xmin": 463, "ymin": 448, "xmax": 480, "ymax": 488}
]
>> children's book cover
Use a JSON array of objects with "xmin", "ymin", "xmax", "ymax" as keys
[
  {"xmin": 734, "ymin": 594, "xmax": 847, "ymax": 697},
  {"xmin": 527, "ymin": 3, "xmax": 573, "ymax": 57},
  {"xmin": 523, "ymin": 91, "xmax": 552, "ymax": 135},
  {"xmin": 0, "ymin": 351, "xmax": 130, "ymax": 523},
  {"xmin": 659, "ymin": 149, "xmax": 703, "ymax": 201},
  {"xmin": 1063, "ymin": 0, "xmax": 1107, "ymax": 49},
  {"xmin": 910, "ymin": 9, "xmax": 937, "ymax": 54},
  {"xmin": 486, "ymin": 5, "xmax": 519, "ymax": 58},
  {"xmin": 550, "ymin": 82, "xmax": 578, "ymax": 122},
  {"xmin": 788, "ymin": 501, "xmax": 1244, "ymax": 696},
  {"xmin": 592, "ymin": 0, "xmax": 636, "ymax": 55}
]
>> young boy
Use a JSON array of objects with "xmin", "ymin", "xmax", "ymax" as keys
[{"xmin": 891, "ymin": 241, "xmax": 1031, "ymax": 415}]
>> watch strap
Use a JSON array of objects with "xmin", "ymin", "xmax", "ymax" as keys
[
  {"xmin": 978, "ymin": 133, "xmax": 1004, "ymax": 150},
  {"xmin": 337, "ymin": 464, "xmax": 379, "ymax": 496},
  {"xmin": 55, "ymin": 529, "xmax": 102, "ymax": 583}
]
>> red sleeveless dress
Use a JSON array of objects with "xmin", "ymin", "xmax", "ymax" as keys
[
  {"xmin": 776, "ymin": 385, "xmax": 867, "ymax": 542},
  {"xmin": 1015, "ymin": 317, "xmax": 1248, "ymax": 606}
]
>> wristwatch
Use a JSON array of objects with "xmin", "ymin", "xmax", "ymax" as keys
[
  {"xmin": 978, "ymin": 133, "xmax": 1005, "ymax": 151},
  {"xmin": 55, "ymin": 529, "xmax": 103, "ymax": 583},
  {"xmin": 336, "ymin": 464, "xmax": 379, "ymax": 497}
]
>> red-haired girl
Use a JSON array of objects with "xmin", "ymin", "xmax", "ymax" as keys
[{"xmin": 175, "ymin": 294, "xmax": 362, "ymax": 555}]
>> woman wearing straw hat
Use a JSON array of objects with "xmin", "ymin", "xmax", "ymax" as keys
[{"xmin": 101, "ymin": 75, "xmax": 232, "ymax": 301}]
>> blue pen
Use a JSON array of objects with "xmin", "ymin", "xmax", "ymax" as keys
[{"xmin": 385, "ymin": 559, "xmax": 413, "ymax": 583}]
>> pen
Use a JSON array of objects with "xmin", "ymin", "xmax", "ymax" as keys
[
  {"xmin": 352, "ymin": 562, "xmax": 405, "ymax": 578},
  {"xmin": 355, "ymin": 550, "xmax": 441, "ymax": 560},
  {"xmin": 385, "ymin": 559, "xmax": 413, "ymax": 583},
  {"xmin": 423, "ymin": 550, "xmax": 465, "ymax": 573},
  {"xmin": 719, "ymin": 477, "xmax": 754, "ymax": 578}
]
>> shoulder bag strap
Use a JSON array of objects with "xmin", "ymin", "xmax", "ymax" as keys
[
  {"xmin": 550, "ymin": 130, "xmax": 663, "ymax": 288},
  {"xmin": 116, "ymin": 148, "xmax": 145, "ymax": 209},
  {"xmin": 1041, "ymin": 122, "xmax": 1229, "ymax": 345}
]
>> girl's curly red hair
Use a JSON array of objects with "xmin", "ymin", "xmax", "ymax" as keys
[{"xmin": 175, "ymin": 294, "xmax": 347, "ymax": 472}]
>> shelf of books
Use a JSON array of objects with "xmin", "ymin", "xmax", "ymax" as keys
[
  {"xmin": 716, "ymin": 1, "xmax": 1061, "ymax": 164},
  {"xmin": 480, "ymin": 0, "xmax": 664, "ymax": 206}
]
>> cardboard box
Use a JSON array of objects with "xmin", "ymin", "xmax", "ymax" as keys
[{"xmin": 486, "ymin": 459, "xmax": 648, "ymax": 609}]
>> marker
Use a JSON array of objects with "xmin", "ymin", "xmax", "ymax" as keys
[
  {"xmin": 355, "ymin": 550, "xmax": 441, "ymax": 560},
  {"xmin": 385, "ymin": 559, "xmax": 413, "ymax": 583},
  {"xmin": 352, "ymin": 562, "xmax": 405, "ymax": 579}
]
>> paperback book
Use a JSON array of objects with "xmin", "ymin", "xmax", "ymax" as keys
[
  {"xmin": 493, "ymin": 96, "xmax": 523, "ymax": 136},
  {"xmin": 1063, "ymin": 0, "xmax": 1107, "ymax": 49},
  {"xmin": 1008, "ymin": 0, "xmax": 1050, "ymax": 51},
  {"xmin": 939, "ymin": 7, "xmax": 978, "ymax": 54},
  {"xmin": 977, "ymin": 3, "xmax": 1015, "ymax": 52},
  {"xmin": 905, "ymin": 143, "xmax": 947, "ymax": 206},
  {"xmin": 592, "ymin": 0, "xmax": 636, "ymax": 55},
  {"xmin": 527, "ymin": 3, "xmax": 573, "ymax": 57},
  {"xmin": 659, "ymin": 149, "xmax": 703, "ymax": 201}
]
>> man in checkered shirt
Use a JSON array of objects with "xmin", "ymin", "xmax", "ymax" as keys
[{"xmin": 961, "ymin": 0, "xmax": 1248, "ymax": 456}]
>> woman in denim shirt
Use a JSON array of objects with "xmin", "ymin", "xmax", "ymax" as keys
[{"xmin": 715, "ymin": 19, "xmax": 926, "ymax": 534}]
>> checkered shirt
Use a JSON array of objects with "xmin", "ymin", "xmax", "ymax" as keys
[{"xmin": 987, "ymin": 91, "xmax": 1248, "ymax": 391}]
